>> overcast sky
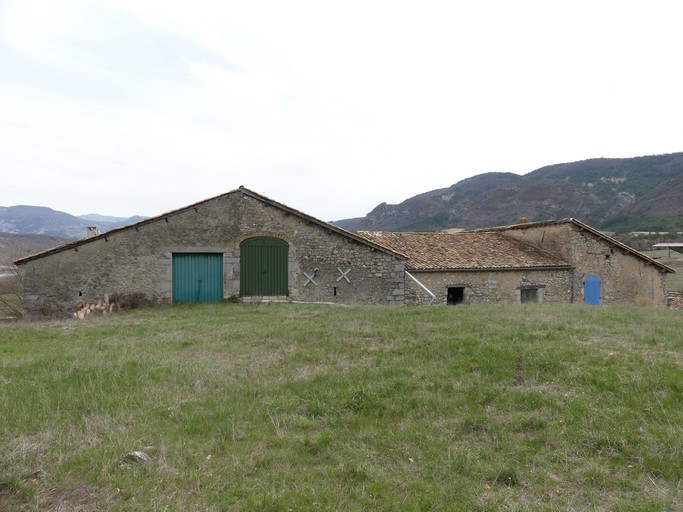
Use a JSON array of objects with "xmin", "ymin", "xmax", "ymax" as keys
[{"xmin": 2, "ymin": 1, "xmax": 682, "ymax": 221}]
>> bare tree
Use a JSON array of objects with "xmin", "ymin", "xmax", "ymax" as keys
[{"xmin": 0, "ymin": 249, "xmax": 24, "ymax": 319}]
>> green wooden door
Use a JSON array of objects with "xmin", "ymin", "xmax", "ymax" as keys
[
  {"xmin": 172, "ymin": 253, "xmax": 224, "ymax": 303},
  {"xmin": 240, "ymin": 237, "xmax": 289, "ymax": 296}
]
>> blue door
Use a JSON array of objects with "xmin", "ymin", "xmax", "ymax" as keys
[{"xmin": 584, "ymin": 274, "xmax": 601, "ymax": 305}]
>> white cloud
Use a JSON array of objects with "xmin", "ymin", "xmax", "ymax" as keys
[{"xmin": 1, "ymin": 0, "xmax": 682, "ymax": 220}]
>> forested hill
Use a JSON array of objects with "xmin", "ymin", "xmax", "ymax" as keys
[{"xmin": 334, "ymin": 153, "xmax": 683, "ymax": 233}]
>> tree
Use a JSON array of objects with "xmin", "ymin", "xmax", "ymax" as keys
[{"xmin": 0, "ymin": 249, "xmax": 23, "ymax": 319}]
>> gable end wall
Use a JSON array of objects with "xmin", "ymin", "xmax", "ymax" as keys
[
  {"xmin": 503, "ymin": 224, "xmax": 668, "ymax": 307},
  {"xmin": 19, "ymin": 193, "xmax": 405, "ymax": 317}
]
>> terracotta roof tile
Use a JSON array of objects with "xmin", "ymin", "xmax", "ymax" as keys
[{"xmin": 358, "ymin": 231, "xmax": 571, "ymax": 271}]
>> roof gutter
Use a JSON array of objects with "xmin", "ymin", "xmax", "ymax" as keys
[{"xmin": 405, "ymin": 270, "xmax": 436, "ymax": 305}]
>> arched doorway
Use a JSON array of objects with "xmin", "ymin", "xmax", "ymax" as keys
[
  {"xmin": 584, "ymin": 274, "xmax": 601, "ymax": 305},
  {"xmin": 240, "ymin": 237, "xmax": 289, "ymax": 296}
]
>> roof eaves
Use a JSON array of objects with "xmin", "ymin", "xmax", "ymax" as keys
[
  {"xmin": 408, "ymin": 264, "xmax": 574, "ymax": 272},
  {"xmin": 237, "ymin": 188, "xmax": 406, "ymax": 259},
  {"xmin": 566, "ymin": 218, "xmax": 675, "ymax": 273},
  {"xmin": 477, "ymin": 218, "xmax": 675, "ymax": 274},
  {"xmin": 14, "ymin": 188, "xmax": 243, "ymax": 265},
  {"xmin": 15, "ymin": 186, "xmax": 407, "ymax": 265}
]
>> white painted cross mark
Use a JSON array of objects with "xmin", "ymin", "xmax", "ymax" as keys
[
  {"xmin": 303, "ymin": 271, "xmax": 318, "ymax": 286},
  {"xmin": 336, "ymin": 267, "xmax": 351, "ymax": 283}
]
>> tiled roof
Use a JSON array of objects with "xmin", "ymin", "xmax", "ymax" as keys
[{"xmin": 358, "ymin": 231, "xmax": 571, "ymax": 271}]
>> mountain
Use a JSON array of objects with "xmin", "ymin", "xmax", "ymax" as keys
[
  {"xmin": 0, "ymin": 206, "xmax": 146, "ymax": 239},
  {"xmin": 3, "ymin": 152, "xmax": 682, "ymax": 239},
  {"xmin": 335, "ymin": 153, "xmax": 683, "ymax": 233}
]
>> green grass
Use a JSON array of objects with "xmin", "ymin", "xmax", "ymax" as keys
[{"xmin": 1, "ymin": 303, "xmax": 682, "ymax": 511}]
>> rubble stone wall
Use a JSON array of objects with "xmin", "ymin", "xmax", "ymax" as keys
[{"xmin": 19, "ymin": 192, "xmax": 405, "ymax": 317}]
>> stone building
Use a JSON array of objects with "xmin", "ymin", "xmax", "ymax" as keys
[
  {"xmin": 15, "ymin": 187, "xmax": 406, "ymax": 317},
  {"xmin": 494, "ymin": 219, "xmax": 673, "ymax": 307},
  {"xmin": 360, "ymin": 219, "xmax": 673, "ymax": 307},
  {"xmin": 358, "ymin": 231, "xmax": 575, "ymax": 305},
  {"xmin": 15, "ymin": 189, "xmax": 673, "ymax": 317}
]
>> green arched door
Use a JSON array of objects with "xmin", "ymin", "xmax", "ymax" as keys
[{"xmin": 240, "ymin": 237, "xmax": 289, "ymax": 296}]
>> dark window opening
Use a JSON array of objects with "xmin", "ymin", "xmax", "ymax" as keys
[
  {"xmin": 520, "ymin": 288, "xmax": 539, "ymax": 303},
  {"xmin": 447, "ymin": 287, "xmax": 464, "ymax": 305},
  {"xmin": 333, "ymin": 286, "xmax": 337, "ymax": 296}
]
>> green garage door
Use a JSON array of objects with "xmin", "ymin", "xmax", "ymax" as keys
[
  {"xmin": 172, "ymin": 253, "xmax": 224, "ymax": 303},
  {"xmin": 240, "ymin": 237, "xmax": 288, "ymax": 296}
]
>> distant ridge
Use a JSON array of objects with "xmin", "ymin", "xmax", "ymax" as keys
[
  {"xmin": 334, "ymin": 152, "xmax": 683, "ymax": 233},
  {"xmin": 3, "ymin": 152, "xmax": 682, "ymax": 238},
  {"xmin": 0, "ymin": 205, "xmax": 146, "ymax": 239}
]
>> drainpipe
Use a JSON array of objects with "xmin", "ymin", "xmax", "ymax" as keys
[
  {"xmin": 405, "ymin": 271, "xmax": 436, "ymax": 305},
  {"xmin": 570, "ymin": 268, "xmax": 576, "ymax": 303}
]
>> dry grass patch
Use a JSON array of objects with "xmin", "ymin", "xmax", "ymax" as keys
[{"xmin": 1, "ymin": 302, "xmax": 682, "ymax": 511}]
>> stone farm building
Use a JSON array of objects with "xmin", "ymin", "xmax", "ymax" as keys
[
  {"xmin": 15, "ymin": 188, "xmax": 674, "ymax": 317},
  {"xmin": 358, "ymin": 231, "xmax": 574, "ymax": 306},
  {"xmin": 360, "ymin": 219, "xmax": 674, "ymax": 307}
]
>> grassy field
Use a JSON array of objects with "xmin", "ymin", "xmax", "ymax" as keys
[{"xmin": 1, "ymin": 303, "xmax": 682, "ymax": 511}]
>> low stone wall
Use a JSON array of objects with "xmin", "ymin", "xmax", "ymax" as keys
[{"xmin": 405, "ymin": 268, "xmax": 573, "ymax": 305}]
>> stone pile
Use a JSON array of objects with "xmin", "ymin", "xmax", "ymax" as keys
[{"xmin": 668, "ymin": 292, "xmax": 683, "ymax": 310}]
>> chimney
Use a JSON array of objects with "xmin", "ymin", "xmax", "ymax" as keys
[{"xmin": 86, "ymin": 227, "xmax": 99, "ymax": 238}]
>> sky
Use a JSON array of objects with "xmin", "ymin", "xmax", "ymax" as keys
[{"xmin": 1, "ymin": 1, "xmax": 682, "ymax": 222}]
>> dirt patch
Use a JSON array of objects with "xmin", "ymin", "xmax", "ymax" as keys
[{"xmin": 38, "ymin": 482, "xmax": 120, "ymax": 511}]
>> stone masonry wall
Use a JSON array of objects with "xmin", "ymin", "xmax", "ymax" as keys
[
  {"xmin": 233, "ymin": 193, "xmax": 405, "ymax": 304},
  {"xmin": 19, "ymin": 192, "xmax": 405, "ymax": 317},
  {"xmin": 405, "ymin": 268, "xmax": 573, "ymax": 306},
  {"xmin": 503, "ymin": 224, "xmax": 669, "ymax": 307}
]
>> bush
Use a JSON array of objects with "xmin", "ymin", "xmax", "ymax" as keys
[{"xmin": 0, "ymin": 273, "xmax": 21, "ymax": 295}]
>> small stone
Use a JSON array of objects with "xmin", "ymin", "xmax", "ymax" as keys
[{"xmin": 118, "ymin": 451, "xmax": 151, "ymax": 469}]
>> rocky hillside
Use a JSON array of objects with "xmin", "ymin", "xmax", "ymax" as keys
[{"xmin": 335, "ymin": 153, "xmax": 683, "ymax": 232}]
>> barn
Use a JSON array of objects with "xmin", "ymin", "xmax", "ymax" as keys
[
  {"xmin": 15, "ymin": 187, "xmax": 406, "ymax": 317},
  {"xmin": 493, "ymin": 218, "xmax": 674, "ymax": 307},
  {"xmin": 358, "ymin": 231, "xmax": 575, "ymax": 305},
  {"xmin": 360, "ymin": 221, "xmax": 673, "ymax": 307},
  {"xmin": 15, "ymin": 190, "xmax": 674, "ymax": 317}
]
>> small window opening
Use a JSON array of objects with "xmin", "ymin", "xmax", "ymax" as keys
[
  {"xmin": 333, "ymin": 286, "xmax": 337, "ymax": 296},
  {"xmin": 447, "ymin": 287, "xmax": 464, "ymax": 305},
  {"xmin": 78, "ymin": 291, "xmax": 82, "ymax": 297},
  {"xmin": 520, "ymin": 288, "xmax": 539, "ymax": 303}
]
